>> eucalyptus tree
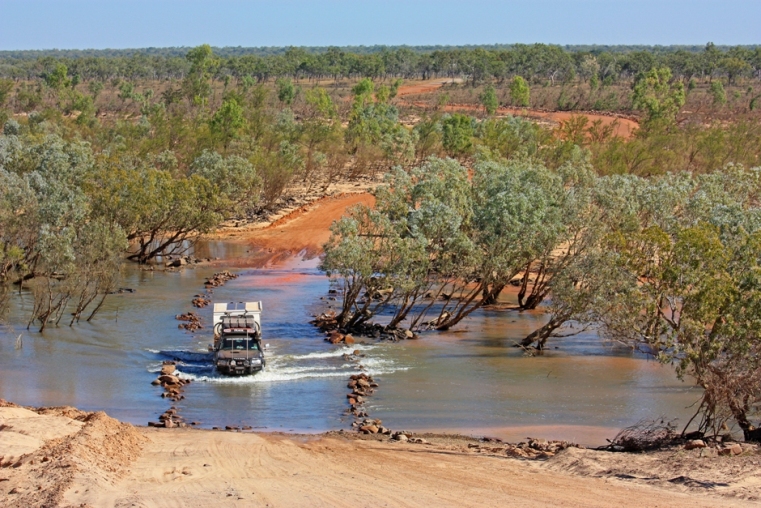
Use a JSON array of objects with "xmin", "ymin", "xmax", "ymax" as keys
[
  {"xmin": 510, "ymin": 153, "xmax": 601, "ymax": 311},
  {"xmin": 189, "ymin": 150, "xmax": 260, "ymax": 217},
  {"xmin": 631, "ymin": 67, "xmax": 685, "ymax": 129},
  {"xmin": 87, "ymin": 156, "xmax": 224, "ymax": 263},
  {"xmin": 580, "ymin": 166, "xmax": 761, "ymax": 440},
  {"xmin": 209, "ymin": 95, "xmax": 246, "ymax": 150},
  {"xmin": 440, "ymin": 114, "xmax": 474, "ymax": 157},
  {"xmin": 0, "ymin": 79, "xmax": 13, "ymax": 108},
  {"xmin": 275, "ymin": 77, "xmax": 296, "ymax": 105},
  {"xmin": 0, "ymin": 134, "xmax": 127, "ymax": 329},
  {"xmin": 475, "ymin": 115, "xmax": 554, "ymax": 162},
  {"xmin": 509, "ymin": 76, "xmax": 530, "ymax": 107},
  {"xmin": 345, "ymin": 78, "xmax": 412, "ymax": 172},
  {"xmin": 710, "ymin": 80, "xmax": 727, "ymax": 106},
  {"xmin": 479, "ymin": 84, "xmax": 499, "ymax": 115},
  {"xmin": 298, "ymin": 87, "xmax": 344, "ymax": 187},
  {"xmin": 183, "ymin": 44, "xmax": 219, "ymax": 107},
  {"xmin": 322, "ymin": 156, "xmax": 577, "ymax": 331},
  {"xmin": 322, "ymin": 157, "xmax": 472, "ymax": 329}
]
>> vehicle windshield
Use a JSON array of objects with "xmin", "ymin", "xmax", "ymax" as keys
[{"xmin": 220, "ymin": 337, "xmax": 259, "ymax": 351}]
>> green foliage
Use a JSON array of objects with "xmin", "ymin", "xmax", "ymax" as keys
[
  {"xmin": 509, "ymin": 76, "xmax": 530, "ymax": 107},
  {"xmin": 476, "ymin": 115, "xmax": 553, "ymax": 161},
  {"xmin": 16, "ymin": 83, "xmax": 42, "ymax": 112},
  {"xmin": 210, "ymin": 96, "xmax": 246, "ymax": 148},
  {"xmin": 118, "ymin": 81, "xmax": 135, "ymax": 101},
  {"xmin": 0, "ymin": 79, "xmax": 13, "ymax": 107},
  {"xmin": 441, "ymin": 113, "xmax": 474, "ymax": 157},
  {"xmin": 589, "ymin": 73, "xmax": 600, "ymax": 92},
  {"xmin": 183, "ymin": 44, "xmax": 218, "ymax": 106},
  {"xmin": 71, "ymin": 92, "xmax": 96, "ymax": 126},
  {"xmin": 43, "ymin": 63, "xmax": 71, "ymax": 90},
  {"xmin": 710, "ymin": 80, "xmax": 727, "ymax": 105},
  {"xmin": 87, "ymin": 157, "xmax": 224, "ymax": 263},
  {"xmin": 324, "ymin": 155, "xmax": 592, "ymax": 330},
  {"xmin": 0, "ymin": 134, "xmax": 126, "ymax": 328},
  {"xmin": 189, "ymin": 150, "xmax": 260, "ymax": 216},
  {"xmin": 255, "ymin": 140, "xmax": 305, "ymax": 206},
  {"xmin": 87, "ymin": 80, "xmax": 104, "ymax": 99},
  {"xmin": 275, "ymin": 77, "xmax": 296, "ymax": 105},
  {"xmin": 591, "ymin": 167, "xmax": 761, "ymax": 437},
  {"xmin": 631, "ymin": 67, "xmax": 685, "ymax": 129},
  {"xmin": 304, "ymin": 87, "xmax": 337, "ymax": 119},
  {"xmin": 478, "ymin": 84, "xmax": 499, "ymax": 115}
]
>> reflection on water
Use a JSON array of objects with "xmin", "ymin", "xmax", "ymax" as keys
[{"xmin": 0, "ymin": 242, "xmax": 700, "ymax": 444}]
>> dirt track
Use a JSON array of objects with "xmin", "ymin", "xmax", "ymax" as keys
[
  {"xmin": 65, "ymin": 428, "xmax": 755, "ymax": 508},
  {"xmin": 2, "ymin": 404, "xmax": 759, "ymax": 507},
  {"xmin": 211, "ymin": 192, "xmax": 374, "ymax": 266}
]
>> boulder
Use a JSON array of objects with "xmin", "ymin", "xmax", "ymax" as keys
[
  {"xmin": 161, "ymin": 364, "xmax": 176, "ymax": 376},
  {"xmin": 158, "ymin": 375, "xmax": 181, "ymax": 385},
  {"xmin": 344, "ymin": 335, "xmax": 355, "ymax": 345},
  {"xmin": 729, "ymin": 443, "xmax": 743, "ymax": 455},
  {"xmin": 685, "ymin": 439, "xmax": 706, "ymax": 450},
  {"xmin": 394, "ymin": 434, "xmax": 408, "ymax": 442},
  {"xmin": 328, "ymin": 331, "xmax": 345, "ymax": 344},
  {"xmin": 360, "ymin": 425, "xmax": 379, "ymax": 434}
]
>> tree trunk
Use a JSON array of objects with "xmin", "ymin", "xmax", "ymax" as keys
[
  {"xmin": 481, "ymin": 282, "xmax": 505, "ymax": 306},
  {"xmin": 519, "ymin": 314, "xmax": 567, "ymax": 349}
]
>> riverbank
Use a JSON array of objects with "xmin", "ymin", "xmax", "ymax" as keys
[{"xmin": 1, "ymin": 401, "xmax": 758, "ymax": 507}]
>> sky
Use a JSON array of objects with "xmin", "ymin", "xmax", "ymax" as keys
[{"xmin": 0, "ymin": 0, "xmax": 759, "ymax": 50}]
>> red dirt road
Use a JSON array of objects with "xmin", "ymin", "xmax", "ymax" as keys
[
  {"xmin": 397, "ymin": 80, "xmax": 639, "ymax": 139},
  {"xmin": 238, "ymin": 192, "xmax": 374, "ymax": 266}
]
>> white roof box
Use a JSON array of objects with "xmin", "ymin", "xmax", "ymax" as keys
[{"xmin": 213, "ymin": 301, "xmax": 262, "ymax": 327}]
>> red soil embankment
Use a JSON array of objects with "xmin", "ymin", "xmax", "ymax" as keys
[{"xmin": 241, "ymin": 192, "xmax": 375, "ymax": 266}]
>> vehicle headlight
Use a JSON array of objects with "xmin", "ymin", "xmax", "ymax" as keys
[{"xmin": 251, "ymin": 358, "xmax": 261, "ymax": 365}]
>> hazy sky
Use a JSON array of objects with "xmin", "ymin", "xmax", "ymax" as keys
[{"xmin": 1, "ymin": 0, "xmax": 759, "ymax": 50}]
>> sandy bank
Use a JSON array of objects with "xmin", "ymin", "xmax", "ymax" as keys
[{"xmin": 1, "ymin": 402, "xmax": 760, "ymax": 507}]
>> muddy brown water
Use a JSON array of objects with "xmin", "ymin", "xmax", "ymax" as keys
[{"xmin": 0, "ymin": 242, "xmax": 699, "ymax": 445}]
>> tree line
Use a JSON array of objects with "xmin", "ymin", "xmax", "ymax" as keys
[{"xmin": 1, "ymin": 43, "xmax": 760, "ymax": 84}]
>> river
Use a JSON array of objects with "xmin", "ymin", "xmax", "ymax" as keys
[{"xmin": 0, "ymin": 242, "xmax": 699, "ymax": 445}]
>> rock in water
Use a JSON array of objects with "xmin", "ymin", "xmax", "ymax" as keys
[{"xmin": 360, "ymin": 425, "xmax": 379, "ymax": 434}]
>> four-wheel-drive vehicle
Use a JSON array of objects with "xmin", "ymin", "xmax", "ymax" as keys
[{"xmin": 211, "ymin": 302, "xmax": 265, "ymax": 376}]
